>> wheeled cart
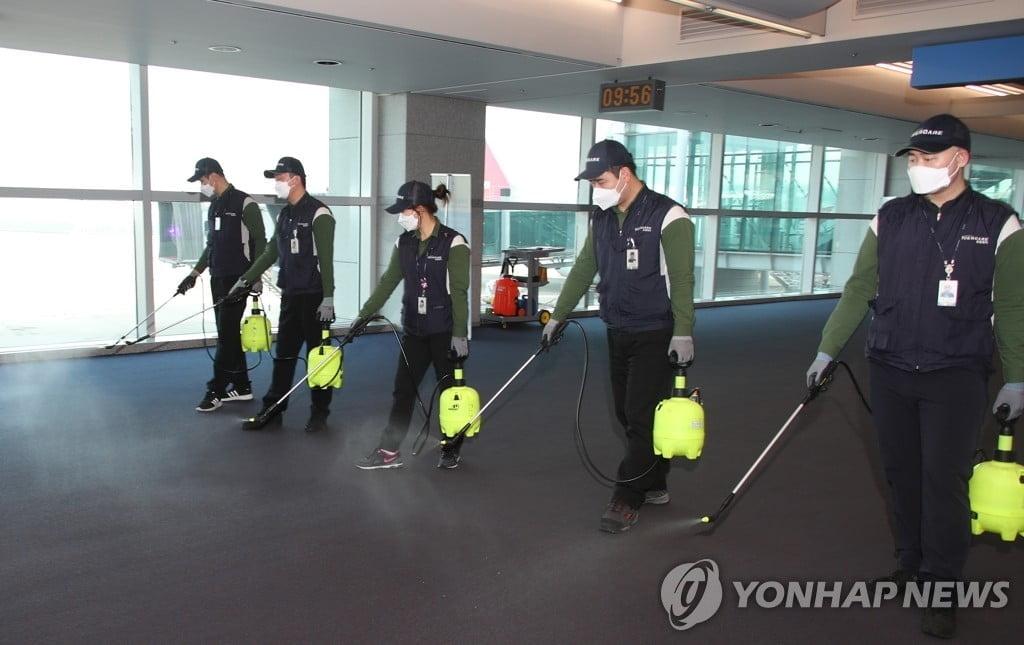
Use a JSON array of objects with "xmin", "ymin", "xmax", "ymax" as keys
[{"xmin": 481, "ymin": 246, "xmax": 564, "ymax": 328}]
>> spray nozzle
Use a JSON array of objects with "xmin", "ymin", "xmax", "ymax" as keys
[
  {"xmin": 342, "ymin": 316, "xmax": 372, "ymax": 345},
  {"xmin": 540, "ymin": 320, "xmax": 569, "ymax": 352},
  {"xmin": 805, "ymin": 360, "xmax": 838, "ymax": 403}
]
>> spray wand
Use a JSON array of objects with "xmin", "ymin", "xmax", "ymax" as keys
[
  {"xmin": 699, "ymin": 359, "xmax": 840, "ymax": 527},
  {"xmin": 443, "ymin": 320, "xmax": 570, "ymax": 442},
  {"xmin": 104, "ymin": 293, "xmax": 180, "ymax": 348}
]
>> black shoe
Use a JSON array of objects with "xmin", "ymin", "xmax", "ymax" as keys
[
  {"xmin": 355, "ymin": 449, "xmax": 404, "ymax": 470},
  {"xmin": 921, "ymin": 606, "xmax": 956, "ymax": 639},
  {"xmin": 304, "ymin": 411, "xmax": 328, "ymax": 433},
  {"xmin": 870, "ymin": 568, "xmax": 918, "ymax": 593},
  {"xmin": 196, "ymin": 391, "xmax": 223, "ymax": 412},
  {"xmin": 242, "ymin": 405, "xmax": 282, "ymax": 431},
  {"xmin": 600, "ymin": 499, "xmax": 639, "ymax": 533},
  {"xmin": 437, "ymin": 447, "xmax": 461, "ymax": 469}
]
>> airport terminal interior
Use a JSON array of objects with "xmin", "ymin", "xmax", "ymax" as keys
[{"xmin": 1, "ymin": 0, "xmax": 1023, "ymax": 641}]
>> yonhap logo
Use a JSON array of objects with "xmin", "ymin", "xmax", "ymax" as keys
[
  {"xmin": 660, "ymin": 559, "xmax": 723, "ymax": 631},
  {"xmin": 659, "ymin": 558, "xmax": 1010, "ymax": 631}
]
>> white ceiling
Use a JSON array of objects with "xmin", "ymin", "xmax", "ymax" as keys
[{"xmin": 1, "ymin": 0, "xmax": 1022, "ymax": 164}]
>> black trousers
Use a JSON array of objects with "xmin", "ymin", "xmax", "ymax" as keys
[
  {"xmin": 868, "ymin": 360, "xmax": 987, "ymax": 582},
  {"xmin": 380, "ymin": 332, "xmax": 462, "ymax": 453},
  {"xmin": 207, "ymin": 275, "xmax": 250, "ymax": 394},
  {"xmin": 263, "ymin": 292, "xmax": 332, "ymax": 414},
  {"xmin": 607, "ymin": 327, "xmax": 674, "ymax": 509}
]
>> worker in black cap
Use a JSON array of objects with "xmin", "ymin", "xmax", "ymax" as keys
[
  {"xmin": 228, "ymin": 156, "xmax": 337, "ymax": 433},
  {"xmin": 542, "ymin": 139, "xmax": 697, "ymax": 533},
  {"xmin": 805, "ymin": 114, "xmax": 1024, "ymax": 638},
  {"xmin": 178, "ymin": 157, "xmax": 266, "ymax": 412},
  {"xmin": 354, "ymin": 180, "xmax": 471, "ymax": 470}
]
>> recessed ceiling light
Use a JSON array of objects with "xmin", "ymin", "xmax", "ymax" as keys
[
  {"xmin": 208, "ymin": 45, "xmax": 242, "ymax": 53},
  {"xmin": 314, "ymin": 59, "xmax": 343, "ymax": 66},
  {"xmin": 758, "ymin": 123, "xmax": 778, "ymax": 127}
]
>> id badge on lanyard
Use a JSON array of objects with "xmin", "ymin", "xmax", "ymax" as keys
[
  {"xmin": 290, "ymin": 228, "xmax": 299, "ymax": 254},
  {"xmin": 626, "ymin": 237, "xmax": 639, "ymax": 271},
  {"xmin": 418, "ymin": 277, "xmax": 428, "ymax": 315},
  {"xmin": 937, "ymin": 261, "xmax": 957, "ymax": 307},
  {"xmin": 937, "ymin": 280, "xmax": 958, "ymax": 307},
  {"xmin": 214, "ymin": 216, "xmax": 221, "ymax": 231}
]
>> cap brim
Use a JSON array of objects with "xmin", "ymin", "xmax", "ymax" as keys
[
  {"xmin": 894, "ymin": 143, "xmax": 952, "ymax": 157},
  {"xmin": 263, "ymin": 170, "xmax": 278, "ymax": 178},
  {"xmin": 385, "ymin": 199, "xmax": 410, "ymax": 214},
  {"xmin": 574, "ymin": 168, "xmax": 605, "ymax": 181},
  {"xmin": 187, "ymin": 172, "xmax": 203, "ymax": 182}
]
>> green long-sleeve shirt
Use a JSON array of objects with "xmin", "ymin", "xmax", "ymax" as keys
[
  {"xmin": 818, "ymin": 224, "xmax": 1024, "ymax": 382},
  {"xmin": 359, "ymin": 226, "xmax": 471, "ymax": 337},
  {"xmin": 242, "ymin": 199, "xmax": 335, "ymax": 296},
  {"xmin": 551, "ymin": 203, "xmax": 696, "ymax": 336},
  {"xmin": 193, "ymin": 188, "xmax": 266, "ymax": 274}
]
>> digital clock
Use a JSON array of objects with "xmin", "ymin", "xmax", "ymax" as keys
[{"xmin": 598, "ymin": 79, "xmax": 666, "ymax": 113}]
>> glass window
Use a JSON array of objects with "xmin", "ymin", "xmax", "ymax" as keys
[
  {"xmin": 0, "ymin": 199, "xmax": 136, "ymax": 349},
  {"xmin": 715, "ymin": 216, "xmax": 805, "ymax": 299},
  {"xmin": 0, "ymin": 48, "xmax": 133, "ymax": 190},
  {"xmin": 814, "ymin": 219, "xmax": 870, "ymax": 294},
  {"xmin": 970, "ymin": 163, "xmax": 1017, "ymax": 204},
  {"xmin": 722, "ymin": 136, "xmax": 812, "ymax": 212},
  {"xmin": 485, "ymin": 107, "xmax": 582, "ymax": 203},
  {"xmin": 821, "ymin": 147, "xmax": 882, "ymax": 215},
  {"xmin": 148, "ymin": 67, "xmax": 350, "ymax": 196},
  {"xmin": 595, "ymin": 121, "xmax": 712, "ymax": 207},
  {"xmin": 481, "ymin": 209, "xmax": 588, "ymax": 314}
]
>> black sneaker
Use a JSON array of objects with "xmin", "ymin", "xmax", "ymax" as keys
[
  {"xmin": 355, "ymin": 449, "xmax": 404, "ymax": 470},
  {"xmin": 223, "ymin": 386, "xmax": 254, "ymax": 402},
  {"xmin": 196, "ymin": 391, "xmax": 222, "ymax": 412},
  {"xmin": 870, "ymin": 569, "xmax": 918, "ymax": 593},
  {"xmin": 921, "ymin": 606, "xmax": 956, "ymax": 639},
  {"xmin": 644, "ymin": 489, "xmax": 670, "ymax": 505},
  {"xmin": 242, "ymin": 405, "xmax": 282, "ymax": 431},
  {"xmin": 437, "ymin": 447, "xmax": 461, "ymax": 469},
  {"xmin": 600, "ymin": 499, "xmax": 639, "ymax": 533}
]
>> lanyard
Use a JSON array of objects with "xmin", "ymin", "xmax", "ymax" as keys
[
  {"xmin": 919, "ymin": 199, "xmax": 974, "ymax": 279},
  {"xmin": 416, "ymin": 234, "xmax": 440, "ymax": 293}
]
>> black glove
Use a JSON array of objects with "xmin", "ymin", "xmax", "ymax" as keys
[{"xmin": 176, "ymin": 270, "xmax": 199, "ymax": 295}]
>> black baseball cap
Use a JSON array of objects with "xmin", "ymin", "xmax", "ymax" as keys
[
  {"xmin": 575, "ymin": 139, "xmax": 634, "ymax": 181},
  {"xmin": 385, "ymin": 180, "xmax": 434, "ymax": 214},
  {"xmin": 263, "ymin": 156, "xmax": 306, "ymax": 178},
  {"xmin": 895, "ymin": 114, "xmax": 972, "ymax": 156},
  {"xmin": 187, "ymin": 157, "xmax": 223, "ymax": 182}
]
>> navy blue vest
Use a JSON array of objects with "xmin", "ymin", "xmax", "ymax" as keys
[
  {"xmin": 398, "ymin": 224, "xmax": 460, "ymax": 336},
  {"xmin": 207, "ymin": 185, "xmax": 256, "ymax": 278},
  {"xmin": 274, "ymin": 193, "xmax": 330, "ymax": 296},
  {"xmin": 869, "ymin": 188, "xmax": 1015, "ymax": 373},
  {"xmin": 593, "ymin": 187, "xmax": 677, "ymax": 332}
]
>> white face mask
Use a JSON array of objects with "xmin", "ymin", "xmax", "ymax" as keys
[
  {"xmin": 199, "ymin": 183, "xmax": 215, "ymax": 198},
  {"xmin": 907, "ymin": 154, "xmax": 960, "ymax": 195},
  {"xmin": 397, "ymin": 212, "xmax": 419, "ymax": 232},
  {"xmin": 274, "ymin": 179, "xmax": 292, "ymax": 199},
  {"xmin": 592, "ymin": 173, "xmax": 625, "ymax": 210}
]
